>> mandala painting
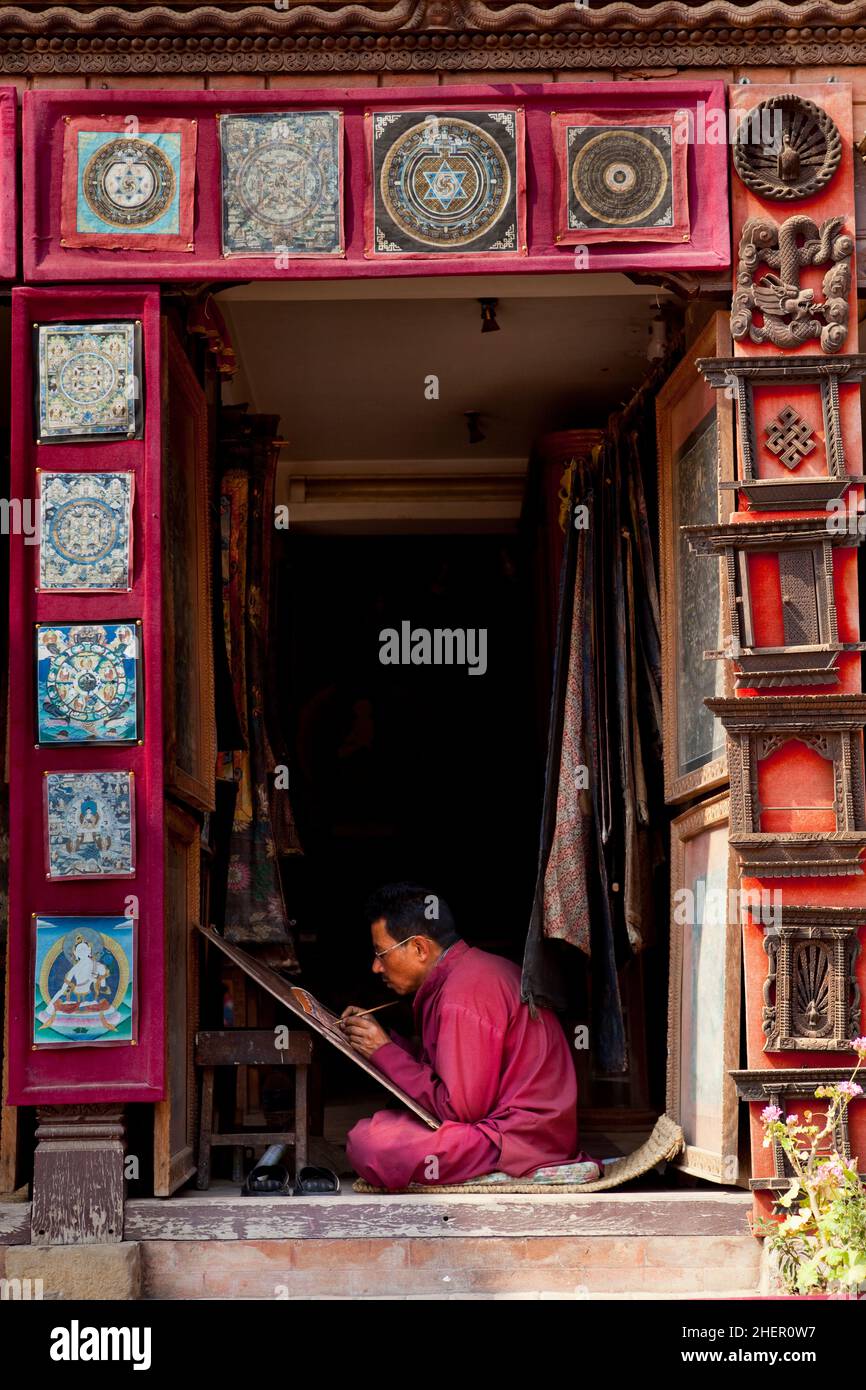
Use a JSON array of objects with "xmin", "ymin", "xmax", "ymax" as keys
[
  {"xmin": 45, "ymin": 771, "xmax": 135, "ymax": 879},
  {"xmin": 36, "ymin": 621, "xmax": 141, "ymax": 745},
  {"xmin": 61, "ymin": 115, "xmax": 197, "ymax": 251},
  {"xmin": 552, "ymin": 111, "xmax": 689, "ymax": 245},
  {"xmin": 33, "ymin": 915, "xmax": 135, "ymax": 1046},
  {"xmin": 38, "ymin": 471, "xmax": 133, "ymax": 591},
  {"xmin": 219, "ymin": 111, "xmax": 344, "ymax": 257},
  {"xmin": 36, "ymin": 321, "xmax": 142, "ymax": 443},
  {"xmin": 367, "ymin": 109, "xmax": 525, "ymax": 257}
]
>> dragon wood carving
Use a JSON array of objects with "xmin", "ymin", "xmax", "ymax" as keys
[{"xmin": 731, "ymin": 213, "xmax": 853, "ymax": 353}]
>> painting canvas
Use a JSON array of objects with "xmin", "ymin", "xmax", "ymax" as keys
[
  {"xmin": 552, "ymin": 110, "xmax": 689, "ymax": 245},
  {"xmin": 657, "ymin": 312, "xmax": 733, "ymax": 804},
  {"xmin": 666, "ymin": 794, "xmax": 741, "ymax": 1183},
  {"xmin": 38, "ymin": 471, "xmax": 133, "ymax": 592},
  {"xmin": 61, "ymin": 115, "xmax": 197, "ymax": 251},
  {"xmin": 44, "ymin": 770, "xmax": 135, "ymax": 879},
  {"xmin": 36, "ymin": 321, "xmax": 142, "ymax": 443},
  {"xmin": 367, "ymin": 108, "xmax": 525, "ymax": 257},
  {"xmin": 33, "ymin": 915, "xmax": 135, "ymax": 1046},
  {"xmin": 219, "ymin": 111, "xmax": 344, "ymax": 258},
  {"xmin": 35, "ymin": 621, "xmax": 141, "ymax": 745}
]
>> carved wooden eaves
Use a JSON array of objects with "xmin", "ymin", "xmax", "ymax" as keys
[{"xmin": 685, "ymin": 517, "xmax": 866, "ymax": 689}]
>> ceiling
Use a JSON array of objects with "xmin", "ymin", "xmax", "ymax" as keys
[{"xmin": 217, "ymin": 275, "xmax": 666, "ymax": 469}]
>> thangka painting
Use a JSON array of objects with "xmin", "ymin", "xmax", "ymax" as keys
[
  {"xmin": 552, "ymin": 110, "xmax": 689, "ymax": 245},
  {"xmin": 366, "ymin": 109, "xmax": 525, "ymax": 257},
  {"xmin": 219, "ymin": 111, "xmax": 344, "ymax": 258},
  {"xmin": 33, "ymin": 915, "xmax": 135, "ymax": 1046},
  {"xmin": 35, "ymin": 621, "xmax": 141, "ymax": 745},
  {"xmin": 36, "ymin": 321, "xmax": 143, "ymax": 443},
  {"xmin": 44, "ymin": 770, "xmax": 135, "ymax": 879},
  {"xmin": 38, "ymin": 471, "xmax": 133, "ymax": 592},
  {"xmin": 60, "ymin": 115, "xmax": 197, "ymax": 251}
]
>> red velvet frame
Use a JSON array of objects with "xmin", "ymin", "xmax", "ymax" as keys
[
  {"xmin": 0, "ymin": 87, "xmax": 18, "ymax": 280},
  {"xmin": 6, "ymin": 285, "xmax": 164, "ymax": 1106},
  {"xmin": 22, "ymin": 81, "xmax": 729, "ymax": 282}
]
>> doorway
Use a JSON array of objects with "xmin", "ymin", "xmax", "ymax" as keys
[{"xmin": 209, "ymin": 274, "xmax": 668, "ymax": 1174}]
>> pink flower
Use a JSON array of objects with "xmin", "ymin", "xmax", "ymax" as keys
[
  {"xmin": 761, "ymin": 1104, "xmax": 782, "ymax": 1123},
  {"xmin": 836, "ymin": 1081, "xmax": 863, "ymax": 1098},
  {"xmin": 851, "ymin": 1036, "xmax": 866, "ymax": 1059},
  {"xmin": 786, "ymin": 1114, "xmax": 799, "ymax": 1126}
]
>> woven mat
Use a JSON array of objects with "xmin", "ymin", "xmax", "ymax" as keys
[{"xmin": 353, "ymin": 1113, "xmax": 685, "ymax": 1195}]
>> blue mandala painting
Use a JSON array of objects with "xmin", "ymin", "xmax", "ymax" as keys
[
  {"xmin": 220, "ymin": 111, "xmax": 343, "ymax": 257},
  {"xmin": 45, "ymin": 770, "xmax": 135, "ymax": 879},
  {"xmin": 37, "ymin": 322, "xmax": 141, "ymax": 442},
  {"xmin": 39, "ymin": 471, "xmax": 133, "ymax": 591},
  {"xmin": 36, "ymin": 621, "xmax": 141, "ymax": 745},
  {"xmin": 368, "ymin": 109, "xmax": 524, "ymax": 256},
  {"xmin": 33, "ymin": 915, "xmax": 135, "ymax": 1046}
]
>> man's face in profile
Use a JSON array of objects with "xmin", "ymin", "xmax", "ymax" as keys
[{"xmin": 370, "ymin": 917, "xmax": 432, "ymax": 996}]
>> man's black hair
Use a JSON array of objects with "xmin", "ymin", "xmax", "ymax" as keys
[{"xmin": 364, "ymin": 883, "xmax": 460, "ymax": 948}]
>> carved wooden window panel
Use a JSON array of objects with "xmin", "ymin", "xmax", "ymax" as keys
[
  {"xmin": 732, "ymin": 1068, "xmax": 864, "ymax": 1190},
  {"xmin": 696, "ymin": 355, "xmax": 866, "ymax": 511},
  {"xmin": 760, "ymin": 907, "xmax": 863, "ymax": 1052},
  {"xmin": 707, "ymin": 695, "xmax": 866, "ymax": 876},
  {"xmin": 685, "ymin": 519, "xmax": 865, "ymax": 689}
]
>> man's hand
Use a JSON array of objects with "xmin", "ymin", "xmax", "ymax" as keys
[{"xmin": 340, "ymin": 1006, "xmax": 390, "ymax": 1058}]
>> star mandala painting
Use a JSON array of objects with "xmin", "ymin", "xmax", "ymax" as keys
[{"xmin": 367, "ymin": 109, "xmax": 525, "ymax": 256}]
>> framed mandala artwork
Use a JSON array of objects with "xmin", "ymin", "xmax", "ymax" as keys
[
  {"xmin": 219, "ymin": 111, "xmax": 344, "ymax": 257},
  {"xmin": 32, "ymin": 915, "xmax": 136, "ymax": 1047},
  {"xmin": 37, "ymin": 471, "xmax": 133, "ymax": 592},
  {"xmin": 35, "ymin": 321, "xmax": 143, "ymax": 444},
  {"xmin": 60, "ymin": 115, "xmax": 197, "ymax": 251},
  {"xmin": 35, "ymin": 620, "xmax": 142, "ymax": 745},
  {"xmin": 366, "ymin": 108, "xmax": 526, "ymax": 258},
  {"xmin": 552, "ymin": 110, "xmax": 689, "ymax": 245},
  {"xmin": 44, "ymin": 770, "xmax": 135, "ymax": 879}
]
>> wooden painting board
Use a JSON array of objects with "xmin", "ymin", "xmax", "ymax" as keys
[
  {"xmin": 197, "ymin": 922, "xmax": 439, "ymax": 1130},
  {"xmin": 657, "ymin": 311, "xmax": 734, "ymax": 804},
  {"xmin": 666, "ymin": 791, "xmax": 742, "ymax": 1184}
]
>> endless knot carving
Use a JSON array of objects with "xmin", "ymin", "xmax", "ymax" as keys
[
  {"xmin": 733, "ymin": 95, "xmax": 842, "ymax": 202},
  {"xmin": 731, "ymin": 214, "xmax": 853, "ymax": 354},
  {"xmin": 764, "ymin": 406, "xmax": 818, "ymax": 471}
]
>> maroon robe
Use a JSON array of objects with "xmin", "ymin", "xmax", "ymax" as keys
[{"xmin": 346, "ymin": 940, "xmax": 586, "ymax": 1189}]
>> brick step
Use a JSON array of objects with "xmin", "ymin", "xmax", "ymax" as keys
[{"xmin": 142, "ymin": 1235, "xmax": 763, "ymax": 1300}]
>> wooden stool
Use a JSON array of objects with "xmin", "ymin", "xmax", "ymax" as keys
[{"xmin": 195, "ymin": 1029, "xmax": 313, "ymax": 1190}]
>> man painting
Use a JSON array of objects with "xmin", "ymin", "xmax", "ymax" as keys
[{"xmin": 343, "ymin": 883, "xmax": 595, "ymax": 1190}]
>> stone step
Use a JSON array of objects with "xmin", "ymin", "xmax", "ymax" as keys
[{"xmin": 141, "ymin": 1234, "xmax": 763, "ymax": 1300}]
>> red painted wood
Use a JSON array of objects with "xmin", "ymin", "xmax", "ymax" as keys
[
  {"xmin": 5, "ymin": 285, "xmax": 165, "ymax": 1106},
  {"xmin": 21, "ymin": 81, "xmax": 729, "ymax": 283},
  {"xmin": 0, "ymin": 88, "xmax": 17, "ymax": 281},
  {"xmin": 729, "ymin": 84, "xmax": 865, "ymax": 1209}
]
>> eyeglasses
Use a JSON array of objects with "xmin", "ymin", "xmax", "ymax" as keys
[{"xmin": 374, "ymin": 934, "xmax": 417, "ymax": 961}]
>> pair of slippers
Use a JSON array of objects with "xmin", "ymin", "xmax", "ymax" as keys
[{"xmin": 241, "ymin": 1162, "xmax": 341, "ymax": 1197}]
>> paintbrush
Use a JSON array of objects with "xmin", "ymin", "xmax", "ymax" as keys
[{"xmin": 339, "ymin": 1001, "xmax": 399, "ymax": 1028}]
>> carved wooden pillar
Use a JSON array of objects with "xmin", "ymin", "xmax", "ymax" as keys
[{"xmin": 31, "ymin": 1105, "xmax": 126, "ymax": 1246}]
